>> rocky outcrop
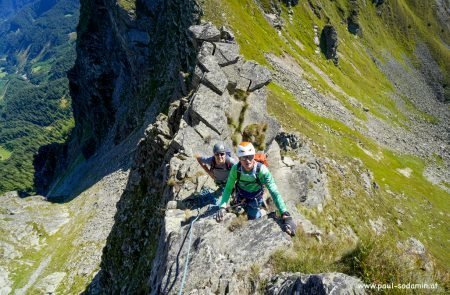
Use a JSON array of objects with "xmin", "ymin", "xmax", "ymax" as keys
[
  {"xmin": 320, "ymin": 25, "xmax": 339, "ymax": 65},
  {"xmin": 266, "ymin": 272, "xmax": 365, "ymax": 294},
  {"xmin": 347, "ymin": 0, "xmax": 361, "ymax": 36},
  {"xmin": 142, "ymin": 23, "xmax": 334, "ymax": 294},
  {"xmin": 35, "ymin": 0, "xmax": 201, "ymax": 196}
]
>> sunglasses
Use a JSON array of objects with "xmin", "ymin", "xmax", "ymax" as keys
[
  {"xmin": 215, "ymin": 152, "xmax": 226, "ymax": 157},
  {"xmin": 239, "ymin": 155, "xmax": 254, "ymax": 161}
]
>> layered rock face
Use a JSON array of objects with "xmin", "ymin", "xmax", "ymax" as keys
[
  {"xmin": 91, "ymin": 21, "xmax": 357, "ymax": 294},
  {"xmin": 69, "ymin": 0, "xmax": 199, "ymax": 146},
  {"xmin": 35, "ymin": 0, "xmax": 201, "ymax": 195}
]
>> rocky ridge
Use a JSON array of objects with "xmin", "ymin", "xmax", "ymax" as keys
[{"xmin": 140, "ymin": 23, "xmax": 362, "ymax": 294}]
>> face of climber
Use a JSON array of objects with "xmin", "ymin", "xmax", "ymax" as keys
[
  {"xmin": 214, "ymin": 152, "xmax": 226, "ymax": 165},
  {"xmin": 239, "ymin": 155, "xmax": 255, "ymax": 171}
]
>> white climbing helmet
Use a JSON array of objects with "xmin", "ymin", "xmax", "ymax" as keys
[{"xmin": 237, "ymin": 142, "xmax": 255, "ymax": 157}]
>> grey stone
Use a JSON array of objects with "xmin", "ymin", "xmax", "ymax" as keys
[
  {"xmin": 150, "ymin": 213, "xmax": 291, "ymax": 294},
  {"xmin": 266, "ymin": 272, "xmax": 365, "ymax": 294},
  {"xmin": 197, "ymin": 42, "xmax": 214, "ymax": 59},
  {"xmin": 166, "ymin": 201, "xmax": 178, "ymax": 210},
  {"xmin": 404, "ymin": 237, "xmax": 426, "ymax": 255},
  {"xmin": 198, "ymin": 54, "xmax": 220, "ymax": 73},
  {"xmin": 191, "ymin": 65, "xmax": 204, "ymax": 89},
  {"xmin": 171, "ymin": 120, "xmax": 204, "ymax": 154},
  {"xmin": 190, "ymin": 85, "xmax": 230, "ymax": 135},
  {"xmin": 214, "ymin": 42, "xmax": 240, "ymax": 66},
  {"xmin": 240, "ymin": 61, "xmax": 272, "ymax": 91},
  {"xmin": 193, "ymin": 119, "xmax": 219, "ymax": 142},
  {"xmin": 320, "ymin": 25, "xmax": 339, "ymax": 65},
  {"xmin": 282, "ymin": 157, "xmax": 296, "ymax": 167},
  {"xmin": 275, "ymin": 132, "xmax": 302, "ymax": 151},
  {"xmin": 235, "ymin": 76, "xmax": 251, "ymax": 92},
  {"xmin": 189, "ymin": 23, "xmax": 221, "ymax": 41},
  {"xmin": 0, "ymin": 241, "xmax": 21, "ymax": 260},
  {"xmin": 265, "ymin": 13, "xmax": 283, "ymax": 29},
  {"xmin": 198, "ymin": 55, "xmax": 228, "ymax": 95},
  {"xmin": 203, "ymin": 71, "xmax": 228, "ymax": 95},
  {"xmin": 221, "ymin": 59, "xmax": 243, "ymax": 91}
]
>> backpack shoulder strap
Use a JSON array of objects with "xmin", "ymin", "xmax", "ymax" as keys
[
  {"xmin": 236, "ymin": 162, "xmax": 242, "ymax": 183},
  {"xmin": 225, "ymin": 156, "xmax": 233, "ymax": 170},
  {"xmin": 255, "ymin": 162, "xmax": 263, "ymax": 187},
  {"xmin": 210, "ymin": 156, "xmax": 216, "ymax": 170}
]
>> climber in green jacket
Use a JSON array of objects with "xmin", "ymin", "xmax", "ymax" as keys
[{"xmin": 215, "ymin": 142, "xmax": 296, "ymax": 236}]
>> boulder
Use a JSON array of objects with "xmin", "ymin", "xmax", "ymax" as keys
[
  {"xmin": 404, "ymin": 237, "xmax": 426, "ymax": 255},
  {"xmin": 190, "ymin": 85, "xmax": 230, "ymax": 135},
  {"xmin": 221, "ymin": 62, "xmax": 242, "ymax": 91},
  {"xmin": 197, "ymin": 41, "xmax": 215, "ymax": 60},
  {"xmin": 320, "ymin": 25, "xmax": 339, "ymax": 65},
  {"xmin": 171, "ymin": 120, "xmax": 204, "ymax": 154},
  {"xmin": 214, "ymin": 42, "xmax": 240, "ymax": 66},
  {"xmin": 239, "ymin": 61, "xmax": 272, "ymax": 91},
  {"xmin": 198, "ymin": 55, "xmax": 228, "ymax": 95},
  {"xmin": 191, "ymin": 65, "xmax": 204, "ymax": 89},
  {"xmin": 266, "ymin": 272, "xmax": 365, "ymax": 294},
  {"xmin": 275, "ymin": 132, "xmax": 302, "ymax": 151},
  {"xmin": 189, "ymin": 23, "xmax": 221, "ymax": 41},
  {"xmin": 150, "ymin": 212, "xmax": 291, "ymax": 294}
]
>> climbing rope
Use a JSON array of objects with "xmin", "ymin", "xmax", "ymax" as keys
[
  {"xmin": 178, "ymin": 187, "xmax": 218, "ymax": 294},
  {"xmin": 178, "ymin": 207, "xmax": 200, "ymax": 295}
]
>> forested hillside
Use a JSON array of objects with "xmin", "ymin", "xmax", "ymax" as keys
[
  {"xmin": 0, "ymin": 0, "xmax": 79, "ymax": 194},
  {"xmin": 0, "ymin": 0, "xmax": 35, "ymax": 19}
]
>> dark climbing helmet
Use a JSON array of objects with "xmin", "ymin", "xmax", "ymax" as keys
[{"xmin": 213, "ymin": 142, "xmax": 226, "ymax": 155}]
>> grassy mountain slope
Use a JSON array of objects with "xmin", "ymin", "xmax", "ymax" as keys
[
  {"xmin": 203, "ymin": 0, "xmax": 449, "ymax": 289},
  {"xmin": 0, "ymin": 0, "xmax": 79, "ymax": 194}
]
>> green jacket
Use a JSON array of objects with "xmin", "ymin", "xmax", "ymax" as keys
[{"xmin": 219, "ymin": 162, "xmax": 287, "ymax": 214}]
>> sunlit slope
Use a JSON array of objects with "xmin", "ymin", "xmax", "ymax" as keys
[{"xmin": 202, "ymin": 0, "xmax": 449, "ymax": 284}]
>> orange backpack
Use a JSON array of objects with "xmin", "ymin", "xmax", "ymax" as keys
[{"xmin": 254, "ymin": 152, "xmax": 269, "ymax": 166}]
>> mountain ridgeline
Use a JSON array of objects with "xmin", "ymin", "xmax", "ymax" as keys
[{"xmin": 1, "ymin": 0, "xmax": 448, "ymax": 294}]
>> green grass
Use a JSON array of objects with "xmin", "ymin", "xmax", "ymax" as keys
[
  {"xmin": 267, "ymin": 82, "xmax": 449, "ymax": 278},
  {"xmin": 0, "ymin": 145, "xmax": 12, "ymax": 161},
  {"xmin": 203, "ymin": 0, "xmax": 432, "ymax": 129},
  {"xmin": 202, "ymin": 2, "xmax": 450, "ymax": 277},
  {"xmin": 0, "ymin": 67, "xmax": 6, "ymax": 78},
  {"xmin": 118, "ymin": 0, "xmax": 136, "ymax": 12},
  {"xmin": 5, "ymin": 187, "xmax": 104, "ymax": 294}
]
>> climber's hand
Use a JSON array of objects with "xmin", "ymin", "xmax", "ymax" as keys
[
  {"xmin": 282, "ymin": 212, "xmax": 296, "ymax": 236},
  {"xmin": 216, "ymin": 208, "xmax": 226, "ymax": 222}
]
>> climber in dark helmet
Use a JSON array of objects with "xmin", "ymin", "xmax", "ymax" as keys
[
  {"xmin": 215, "ymin": 142, "xmax": 297, "ymax": 236},
  {"xmin": 195, "ymin": 142, "xmax": 237, "ymax": 187}
]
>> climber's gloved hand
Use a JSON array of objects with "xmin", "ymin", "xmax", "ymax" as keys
[
  {"xmin": 216, "ymin": 207, "xmax": 226, "ymax": 222},
  {"xmin": 282, "ymin": 212, "xmax": 296, "ymax": 236}
]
